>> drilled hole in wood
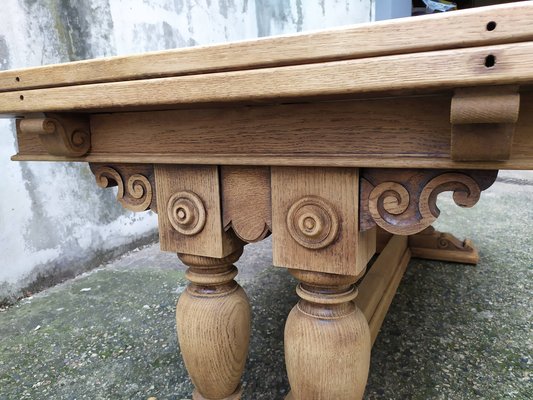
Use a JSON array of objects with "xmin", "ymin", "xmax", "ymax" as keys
[
  {"xmin": 15, "ymin": 77, "xmax": 20, "ymax": 82},
  {"xmin": 19, "ymin": 95, "xmax": 24, "ymax": 100},
  {"xmin": 485, "ymin": 54, "xmax": 496, "ymax": 68},
  {"xmin": 486, "ymin": 21, "xmax": 497, "ymax": 31}
]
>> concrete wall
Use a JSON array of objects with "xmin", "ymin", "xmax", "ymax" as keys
[{"xmin": 0, "ymin": 0, "xmax": 375, "ymax": 304}]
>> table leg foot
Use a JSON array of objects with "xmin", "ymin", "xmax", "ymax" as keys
[
  {"xmin": 176, "ymin": 248, "xmax": 250, "ymax": 400},
  {"xmin": 284, "ymin": 270, "xmax": 371, "ymax": 400},
  {"xmin": 192, "ymin": 385, "xmax": 243, "ymax": 400},
  {"xmin": 408, "ymin": 226, "xmax": 479, "ymax": 265}
]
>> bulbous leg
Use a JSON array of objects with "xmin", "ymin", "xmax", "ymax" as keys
[
  {"xmin": 176, "ymin": 248, "xmax": 250, "ymax": 400},
  {"xmin": 285, "ymin": 270, "xmax": 371, "ymax": 400}
]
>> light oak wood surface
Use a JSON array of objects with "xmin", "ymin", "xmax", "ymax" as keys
[
  {"xmin": 176, "ymin": 249, "xmax": 250, "ymax": 400},
  {"xmin": 285, "ymin": 270, "xmax": 371, "ymax": 400},
  {"xmin": 356, "ymin": 235, "xmax": 408, "ymax": 323},
  {"xmin": 2, "ymin": 4, "xmax": 533, "ymax": 399},
  {"xmin": 272, "ymin": 167, "xmax": 374, "ymax": 276},
  {"xmin": 90, "ymin": 163, "xmax": 156, "ymax": 212},
  {"xmin": 366, "ymin": 249, "xmax": 411, "ymax": 346},
  {"xmin": 12, "ymin": 92, "xmax": 533, "ymax": 169},
  {"xmin": 3, "ymin": 41, "xmax": 533, "ymax": 114},
  {"xmin": 221, "ymin": 166, "xmax": 272, "ymax": 243},
  {"xmin": 155, "ymin": 165, "xmax": 242, "ymax": 258},
  {"xmin": 451, "ymin": 86, "xmax": 520, "ymax": 161},
  {"xmin": 17, "ymin": 114, "xmax": 91, "ymax": 157},
  {"xmin": 408, "ymin": 226, "xmax": 480, "ymax": 265},
  {"xmin": 0, "ymin": 2, "xmax": 531, "ymax": 93},
  {"xmin": 360, "ymin": 169, "xmax": 498, "ymax": 235}
]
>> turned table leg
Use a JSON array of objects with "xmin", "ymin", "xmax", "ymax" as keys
[
  {"xmin": 285, "ymin": 270, "xmax": 371, "ymax": 400},
  {"xmin": 176, "ymin": 248, "xmax": 250, "ymax": 400}
]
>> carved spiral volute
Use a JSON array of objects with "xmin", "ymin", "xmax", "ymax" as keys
[
  {"xmin": 366, "ymin": 172, "xmax": 483, "ymax": 235},
  {"xmin": 69, "ymin": 127, "xmax": 91, "ymax": 155},
  {"xmin": 92, "ymin": 165, "xmax": 153, "ymax": 212},
  {"xmin": 18, "ymin": 114, "xmax": 91, "ymax": 157},
  {"xmin": 287, "ymin": 196, "xmax": 340, "ymax": 249}
]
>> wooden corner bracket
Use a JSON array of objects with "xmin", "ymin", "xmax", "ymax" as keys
[
  {"xmin": 17, "ymin": 113, "xmax": 91, "ymax": 157},
  {"xmin": 90, "ymin": 163, "xmax": 156, "ymax": 212},
  {"xmin": 451, "ymin": 86, "xmax": 520, "ymax": 161},
  {"xmin": 360, "ymin": 169, "xmax": 498, "ymax": 236}
]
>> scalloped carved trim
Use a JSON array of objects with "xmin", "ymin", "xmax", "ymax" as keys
[
  {"xmin": 18, "ymin": 113, "xmax": 90, "ymax": 157},
  {"xmin": 90, "ymin": 163, "xmax": 156, "ymax": 212},
  {"xmin": 360, "ymin": 169, "xmax": 498, "ymax": 235},
  {"xmin": 221, "ymin": 166, "xmax": 271, "ymax": 243}
]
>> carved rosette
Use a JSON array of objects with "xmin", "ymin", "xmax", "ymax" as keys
[
  {"xmin": 18, "ymin": 114, "xmax": 90, "ymax": 157},
  {"xmin": 91, "ymin": 164, "xmax": 155, "ymax": 212},
  {"xmin": 167, "ymin": 191, "xmax": 206, "ymax": 236},
  {"xmin": 361, "ymin": 169, "xmax": 498, "ymax": 235},
  {"xmin": 287, "ymin": 196, "xmax": 340, "ymax": 249}
]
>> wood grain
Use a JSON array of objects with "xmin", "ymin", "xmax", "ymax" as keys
[
  {"xmin": 356, "ymin": 235, "xmax": 408, "ymax": 323},
  {"xmin": 285, "ymin": 270, "xmax": 371, "ymax": 400},
  {"xmin": 272, "ymin": 167, "xmax": 373, "ymax": 276},
  {"xmin": 409, "ymin": 226, "xmax": 479, "ymax": 265},
  {"xmin": 375, "ymin": 227, "xmax": 393, "ymax": 254},
  {"xmin": 86, "ymin": 96, "xmax": 450, "ymax": 157},
  {"xmin": 3, "ymin": 41, "xmax": 533, "ymax": 114},
  {"xmin": 155, "ymin": 165, "xmax": 242, "ymax": 257},
  {"xmin": 1, "ymin": 2, "xmax": 532, "ymax": 93},
  {"xmin": 451, "ymin": 86, "xmax": 520, "ymax": 161},
  {"xmin": 367, "ymin": 247, "xmax": 410, "ymax": 345},
  {"xmin": 221, "ymin": 166, "xmax": 271, "ymax": 243},
  {"xmin": 90, "ymin": 163, "xmax": 156, "ymax": 212},
  {"xmin": 451, "ymin": 86, "xmax": 520, "ymax": 124},
  {"xmin": 13, "ymin": 92, "xmax": 533, "ymax": 169},
  {"xmin": 355, "ymin": 231, "xmax": 412, "ymax": 345},
  {"xmin": 360, "ymin": 169, "xmax": 498, "ymax": 235},
  {"xmin": 177, "ymin": 249, "xmax": 249, "ymax": 400},
  {"xmin": 13, "ymin": 152, "xmax": 533, "ymax": 170},
  {"xmin": 17, "ymin": 114, "xmax": 90, "ymax": 157}
]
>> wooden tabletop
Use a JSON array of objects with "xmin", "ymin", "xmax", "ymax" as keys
[
  {"xmin": 1, "ymin": 2, "xmax": 533, "ymax": 114},
  {"xmin": 1, "ymin": 2, "xmax": 533, "ymax": 170}
]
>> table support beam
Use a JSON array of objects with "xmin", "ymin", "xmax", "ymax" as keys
[
  {"xmin": 356, "ymin": 234, "xmax": 411, "ymax": 345},
  {"xmin": 376, "ymin": 227, "xmax": 480, "ymax": 265}
]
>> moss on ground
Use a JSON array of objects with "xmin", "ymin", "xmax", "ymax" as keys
[
  {"xmin": 0, "ymin": 269, "xmax": 191, "ymax": 400},
  {"xmin": 0, "ymin": 182, "xmax": 531, "ymax": 399}
]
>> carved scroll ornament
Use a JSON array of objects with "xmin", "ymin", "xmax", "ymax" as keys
[
  {"xmin": 360, "ymin": 169, "xmax": 498, "ymax": 235},
  {"xmin": 18, "ymin": 113, "xmax": 90, "ymax": 157},
  {"xmin": 90, "ymin": 164, "xmax": 156, "ymax": 212}
]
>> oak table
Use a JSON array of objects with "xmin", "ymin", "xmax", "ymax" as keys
[{"xmin": 1, "ymin": 3, "xmax": 533, "ymax": 399}]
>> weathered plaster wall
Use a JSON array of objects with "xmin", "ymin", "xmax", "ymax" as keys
[{"xmin": 0, "ymin": 0, "xmax": 374, "ymax": 304}]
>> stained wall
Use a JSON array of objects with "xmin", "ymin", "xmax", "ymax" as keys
[{"xmin": 0, "ymin": 0, "xmax": 374, "ymax": 303}]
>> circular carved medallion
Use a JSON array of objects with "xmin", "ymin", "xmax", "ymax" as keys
[
  {"xmin": 167, "ymin": 191, "xmax": 206, "ymax": 236},
  {"xmin": 286, "ymin": 196, "xmax": 339, "ymax": 249}
]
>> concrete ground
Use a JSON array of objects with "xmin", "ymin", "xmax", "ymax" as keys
[{"xmin": 0, "ymin": 172, "xmax": 531, "ymax": 400}]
